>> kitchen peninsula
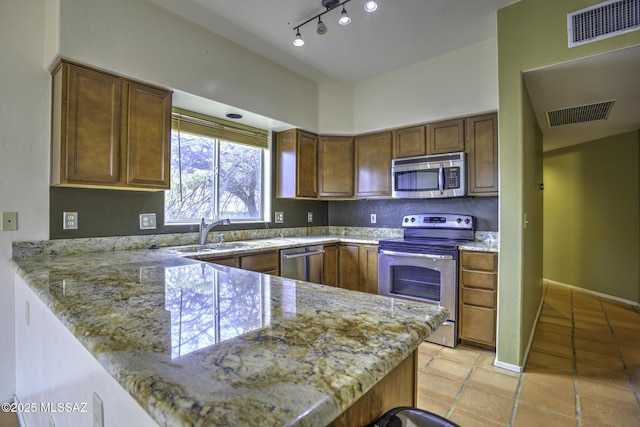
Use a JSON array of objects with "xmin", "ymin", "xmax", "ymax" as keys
[{"xmin": 11, "ymin": 237, "xmax": 448, "ymax": 427}]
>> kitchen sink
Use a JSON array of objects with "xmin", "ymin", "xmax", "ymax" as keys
[{"xmin": 169, "ymin": 242, "xmax": 253, "ymax": 254}]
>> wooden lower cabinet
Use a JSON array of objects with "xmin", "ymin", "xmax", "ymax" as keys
[
  {"xmin": 328, "ymin": 350, "xmax": 416, "ymax": 427},
  {"xmin": 337, "ymin": 243, "xmax": 379, "ymax": 294},
  {"xmin": 323, "ymin": 244, "xmax": 339, "ymax": 287},
  {"xmin": 458, "ymin": 251, "xmax": 498, "ymax": 348},
  {"xmin": 203, "ymin": 250, "xmax": 279, "ymax": 275}
]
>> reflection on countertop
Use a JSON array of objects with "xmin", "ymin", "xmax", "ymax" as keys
[{"xmin": 12, "ymin": 239, "xmax": 448, "ymax": 426}]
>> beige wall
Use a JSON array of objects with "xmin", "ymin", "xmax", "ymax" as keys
[
  {"xmin": 543, "ymin": 131, "xmax": 640, "ymax": 302},
  {"xmin": 497, "ymin": 0, "xmax": 640, "ymax": 367}
]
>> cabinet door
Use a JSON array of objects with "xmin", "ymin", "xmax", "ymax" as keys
[
  {"xmin": 359, "ymin": 245, "xmax": 379, "ymax": 294},
  {"xmin": 427, "ymin": 119, "xmax": 465, "ymax": 154},
  {"xmin": 239, "ymin": 251, "xmax": 279, "ymax": 274},
  {"xmin": 338, "ymin": 244, "xmax": 360, "ymax": 291},
  {"xmin": 459, "ymin": 304, "xmax": 496, "ymax": 345},
  {"xmin": 466, "ymin": 113, "xmax": 498, "ymax": 196},
  {"xmin": 323, "ymin": 244, "xmax": 338, "ymax": 287},
  {"xmin": 297, "ymin": 131, "xmax": 318, "ymax": 198},
  {"xmin": 393, "ymin": 125, "xmax": 426, "ymax": 159},
  {"xmin": 63, "ymin": 63, "xmax": 122, "ymax": 184},
  {"xmin": 276, "ymin": 129, "xmax": 318, "ymax": 198},
  {"xmin": 318, "ymin": 136, "xmax": 354, "ymax": 197},
  {"xmin": 354, "ymin": 131, "xmax": 392, "ymax": 198},
  {"xmin": 124, "ymin": 82, "xmax": 171, "ymax": 189}
]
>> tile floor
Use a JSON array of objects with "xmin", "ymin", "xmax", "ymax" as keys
[{"xmin": 416, "ymin": 283, "xmax": 640, "ymax": 426}]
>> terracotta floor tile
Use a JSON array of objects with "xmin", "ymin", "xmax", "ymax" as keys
[
  {"xmin": 518, "ymin": 380, "xmax": 576, "ymax": 417},
  {"xmin": 573, "ymin": 336, "xmax": 618, "ymax": 355},
  {"xmin": 467, "ymin": 366, "xmax": 520, "ymax": 398},
  {"xmin": 534, "ymin": 330, "xmax": 573, "ymax": 346},
  {"xmin": 511, "ymin": 402, "xmax": 577, "ymax": 427},
  {"xmin": 574, "ymin": 348, "xmax": 623, "ymax": 368},
  {"xmin": 522, "ymin": 365, "xmax": 575, "ymax": 392},
  {"xmin": 448, "ymin": 407, "xmax": 505, "ymax": 427},
  {"xmin": 579, "ymin": 396, "xmax": 640, "ymax": 427},
  {"xmin": 415, "ymin": 395, "xmax": 451, "ymax": 419},
  {"xmin": 573, "ymin": 313, "xmax": 608, "ymax": 325},
  {"xmin": 417, "ymin": 349, "xmax": 436, "ymax": 370},
  {"xmin": 576, "ymin": 377, "xmax": 640, "ymax": 411},
  {"xmin": 611, "ymin": 325, "xmax": 640, "ymax": 340},
  {"xmin": 536, "ymin": 321, "xmax": 572, "ymax": 336},
  {"xmin": 455, "ymin": 385, "xmax": 515, "ymax": 425},
  {"xmin": 417, "ymin": 372, "xmax": 464, "ymax": 404},
  {"xmin": 573, "ymin": 327, "xmax": 613, "ymax": 343},
  {"xmin": 575, "ymin": 360, "xmax": 630, "ymax": 387},
  {"xmin": 424, "ymin": 357, "xmax": 474, "ymax": 383},
  {"xmin": 573, "ymin": 320, "xmax": 611, "ymax": 334},
  {"xmin": 539, "ymin": 315, "xmax": 573, "ymax": 327},
  {"xmin": 438, "ymin": 345, "xmax": 482, "ymax": 366},
  {"xmin": 419, "ymin": 341, "xmax": 446, "ymax": 355},
  {"xmin": 526, "ymin": 350, "xmax": 574, "ymax": 372},
  {"xmin": 532, "ymin": 340, "xmax": 574, "ymax": 359}
]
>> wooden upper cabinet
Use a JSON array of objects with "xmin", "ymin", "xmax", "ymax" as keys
[
  {"xmin": 124, "ymin": 82, "xmax": 171, "ymax": 188},
  {"xmin": 354, "ymin": 131, "xmax": 393, "ymax": 198},
  {"xmin": 393, "ymin": 125, "xmax": 426, "ymax": 159},
  {"xmin": 276, "ymin": 129, "xmax": 318, "ymax": 198},
  {"xmin": 466, "ymin": 113, "xmax": 498, "ymax": 196},
  {"xmin": 318, "ymin": 135, "xmax": 354, "ymax": 197},
  {"xmin": 427, "ymin": 118, "xmax": 465, "ymax": 154},
  {"xmin": 50, "ymin": 59, "xmax": 172, "ymax": 190}
]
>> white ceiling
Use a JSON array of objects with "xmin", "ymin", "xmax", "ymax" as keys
[
  {"xmin": 150, "ymin": 0, "xmax": 519, "ymax": 83},
  {"xmin": 152, "ymin": 0, "xmax": 640, "ymax": 151}
]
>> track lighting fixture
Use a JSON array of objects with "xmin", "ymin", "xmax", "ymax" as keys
[{"xmin": 292, "ymin": 0, "xmax": 378, "ymax": 47}]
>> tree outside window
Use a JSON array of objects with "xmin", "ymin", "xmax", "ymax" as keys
[{"xmin": 165, "ymin": 130, "xmax": 264, "ymax": 223}]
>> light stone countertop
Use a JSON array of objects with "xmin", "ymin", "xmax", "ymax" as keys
[{"xmin": 11, "ymin": 238, "xmax": 448, "ymax": 427}]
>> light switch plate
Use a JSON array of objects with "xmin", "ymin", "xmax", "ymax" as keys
[
  {"xmin": 63, "ymin": 212, "xmax": 78, "ymax": 230},
  {"xmin": 139, "ymin": 213, "xmax": 157, "ymax": 230},
  {"xmin": 1, "ymin": 212, "xmax": 18, "ymax": 231}
]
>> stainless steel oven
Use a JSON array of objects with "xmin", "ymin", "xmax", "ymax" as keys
[{"xmin": 378, "ymin": 214, "xmax": 474, "ymax": 347}]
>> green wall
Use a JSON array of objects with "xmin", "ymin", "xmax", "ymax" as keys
[
  {"xmin": 497, "ymin": 0, "xmax": 640, "ymax": 367},
  {"xmin": 543, "ymin": 131, "xmax": 640, "ymax": 302}
]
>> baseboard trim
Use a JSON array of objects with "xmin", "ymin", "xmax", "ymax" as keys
[
  {"xmin": 543, "ymin": 279, "xmax": 639, "ymax": 308},
  {"xmin": 493, "ymin": 359, "xmax": 523, "ymax": 373}
]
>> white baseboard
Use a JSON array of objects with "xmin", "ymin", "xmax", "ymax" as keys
[
  {"xmin": 493, "ymin": 359, "xmax": 524, "ymax": 373},
  {"xmin": 543, "ymin": 278, "xmax": 639, "ymax": 308}
]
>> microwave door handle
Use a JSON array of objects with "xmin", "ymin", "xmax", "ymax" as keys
[{"xmin": 438, "ymin": 167, "xmax": 444, "ymax": 195}]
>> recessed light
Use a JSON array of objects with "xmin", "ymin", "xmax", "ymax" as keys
[{"xmin": 226, "ymin": 113, "xmax": 243, "ymax": 119}]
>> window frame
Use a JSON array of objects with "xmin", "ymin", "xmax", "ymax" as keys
[{"xmin": 164, "ymin": 109, "xmax": 271, "ymax": 226}]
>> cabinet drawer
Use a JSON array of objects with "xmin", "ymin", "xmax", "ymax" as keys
[
  {"xmin": 240, "ymin": 251, "xmax": 279, "ymax": 273},
  {"xmin": 461, "ymin": 288, "xmax": 495, "ymax": 308},
  {"xmin": 460, "ymin": 251, "xmax": 497, "ymax": 272},
  {"xmin": 460, "ymin": 270, "xmax": 496, "ymax": 290},
  {"xmin": 205, "ymin": 257, "xmax": 237, "ymax": 267},
  {"xmin": 460, "ymin": 304, "xmax": 495, "ymax": 345}
]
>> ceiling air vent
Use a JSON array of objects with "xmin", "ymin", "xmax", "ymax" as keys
[
  {"xmin": 545, "ymin": 100, "xmax": 615, "ymax": 128},
  {"xmin": 568, "ymin": 0, "xmax": 640, "ymax": 47}
]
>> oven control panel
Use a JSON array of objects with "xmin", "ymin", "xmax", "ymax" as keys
[{"xmin": 402, "ymin": 213, "xmax": 473, "ymax": 229}]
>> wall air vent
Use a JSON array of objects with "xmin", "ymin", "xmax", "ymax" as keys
[
  {"xmin": 545, "ymin": 100, "xmax": 615, "ymax": 128},
  {"xmin": 568, "ymin": 0, "xmax": 640, "ymax": 47}
]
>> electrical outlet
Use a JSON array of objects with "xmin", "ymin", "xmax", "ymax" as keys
[
  {"xmin": 139, "ymin": 213, "xmax": 157, "ymax": 230},
  {"xmin": 275, "ymin": 212, "xmax": 284, "ymax": 223},
  {"xmin": 307, "ymin": 212, "xmax": 313, "ymax": 223},
  {"xmin": 63, "ymin": 212, "xmax": 78, "ymax": 230},
  {"xmin": 370, "ymin": 213, "xmax": 377, "ymax": 224},
  {"xmin": 93, "ymin": 392, "xmax": 104, "ymax": 427},
  {"xmin": 1, "ymin": 212, "xmax": 18, "ymax": 231}
]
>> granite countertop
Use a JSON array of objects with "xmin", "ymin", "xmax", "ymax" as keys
[{"xmin": 11, "ymin": 240, "xmax": 448, "ymax": 426}]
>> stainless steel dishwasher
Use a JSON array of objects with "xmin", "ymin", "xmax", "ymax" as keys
[{"xmin": 280, "ymin": 245, "xmax": 324, "ymax": 283}]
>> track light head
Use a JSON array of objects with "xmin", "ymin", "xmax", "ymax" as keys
[
  {"xmin": 338, "ymin": 6, "xmax": 351, "ymax": 25},
  {"xmin": 293, "ymin": 29, "xmax": 304, "ymax": 46},
  {"xmin": 364, "ymin": 1, "xmax": 378, "ymax": 12},
  {"xmin": 317, "ymin": 17, "xmax": 328, "ymax": 35}
]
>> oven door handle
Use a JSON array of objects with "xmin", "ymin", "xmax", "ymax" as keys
[{"xmin": 380, "ymin": 250, "xmax": 453, "ymax": 260}]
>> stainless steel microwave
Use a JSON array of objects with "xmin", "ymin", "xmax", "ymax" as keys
[{"xmin": 391, "ymin": 152, "xmax": 466, "ymax": 198}]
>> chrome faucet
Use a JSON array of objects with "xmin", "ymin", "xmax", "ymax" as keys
[{"xmin": 198, "ymin": 218, "xmax": 230, "ymax": 245}]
